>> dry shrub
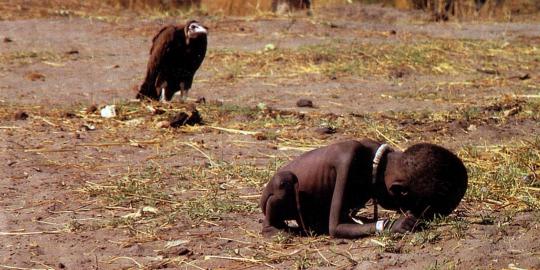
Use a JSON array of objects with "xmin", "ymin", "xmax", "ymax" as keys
[
  {"xmin": 393, "ymin": 0, "xmax": 538, "ymax": 20},
  {"xmin": 203, "ymin": 0, "xmax": 272, "ymax": 16},
  {"xmin": 107, "ymin": 0, "xmax": 201, "ymax": 9}
]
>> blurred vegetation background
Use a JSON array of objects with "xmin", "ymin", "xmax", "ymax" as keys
[
  {"xmin": 0, "ymin": 0, "xmax": 538, "ymax": 18},
  {"xmin": 105, "ymin": 0, "xmax": 540, "ymax": 16}
]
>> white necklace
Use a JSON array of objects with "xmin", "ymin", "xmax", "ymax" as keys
[{"xmin": 372, "ymin": 144, "xmax": 390, "ymax": 222}]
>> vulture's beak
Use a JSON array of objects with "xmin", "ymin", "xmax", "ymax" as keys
[{"xmin": 188, "ymin": 23, "xmax": 208, "ymax": 38}]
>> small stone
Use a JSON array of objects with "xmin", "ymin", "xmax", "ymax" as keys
[
  {"xmin": 86, "ymin": 105, "xmax": 98, "ymax": 114},
  {"xmin": 185, "ymin": 109, "xmax": 202, "ymax": 126},
  {"xmin": 264, "ymin": 43, "xmax": 276, "ymax": 51},
  {"xmin": 390, "ymin": 70, "xmax": 406, "ymax": 78},
  {"xmin": 389, "ymin": 66, "xmax": 411, "ymax": 79},
  {"xmin": 156, "ymin": 120, "xmax": 171, "ymax": 129},
  {"xmin": 13, "ymin": 111, "xmax": 29, "ymax": 120},
  {"xmin": 389, "ymin": 30, "xmax": 397, "ymax": 35},
  {"xmin": 503, "ymin": 107, "xmax": 520, "ymax": 117},
  {"xmin": 314, "ymin": 127, "xmax": 336, "ymax": 135},
  {"xmin": 519, "ymin": 73, "xmax": 530, "ymax": 80},
  {"xmin": 195, "ymin": 96, "xmax": 206, "ymax": 104},
  {"xmin": 4, "ymin": 37, "xmax": 13, "ymax": 43},
  {"xmin": 154, "ymin": 108, "xmax": 166, "ymax": 115},
  {"xmin": 157, "ymin": 246, "xmax": 192, "ymax": 258},
  {"xmin": 296, "ymin": 99, "xmax": 314, "ymax": 108},
  {"xmin": 522, "ymin": 174, "xmax": 533, "ymax": 184},
  {"xmin": 255, "ymin": 133, "xmax": 267, "ymax": 140},
  {"xmin": 169, "ymin": 112, "xmax": 189, "ymax": 128},
  {"xmin": 257, "ymin": 102, "xmax": 267, "ymax": 110},
  {"xmin": 80, "ymin": 124, "xmax": 96, "ymax": 131},
  {"xmin": 146, "ymin": 105, "xmax": 165, "ymax": 115},
  {"xmin": 64, "ymin": 112, "xmax": 77, "ymax": 118},
  {"xmin": 467, "ymin": 124, "xmax": 477, "ymax": 131},
  {"xmin": 25, "ymin": 72, "xmax": 45, "ymax": 81}
]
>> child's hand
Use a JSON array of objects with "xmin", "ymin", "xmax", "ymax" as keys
[{"xmin": 389, "ymin": 215, "xmax": 418, "ymax": 233}]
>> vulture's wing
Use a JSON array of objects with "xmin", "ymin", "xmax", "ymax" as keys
[{"xmin": 146, "ymin": 25, "xmax": 183, "ymax": 74}]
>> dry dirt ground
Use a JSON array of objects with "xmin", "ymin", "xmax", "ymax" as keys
[{"xmin": 1, "ymin": 2, "xmax": 540, "ymax": 270}]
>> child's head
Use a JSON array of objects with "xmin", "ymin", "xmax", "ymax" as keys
[{"xmin": 388, "ymin": 143, "xmax": 468, "ymax": 219}]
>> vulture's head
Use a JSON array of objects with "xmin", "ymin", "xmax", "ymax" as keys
[{"xmin": 185, "ymin": 20, "xmax": 208, "ymax": 42}]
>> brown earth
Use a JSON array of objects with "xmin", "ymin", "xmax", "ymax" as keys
[{"xmin": 1, "ymin": 2, "xmax": 539, "ymax": 270}]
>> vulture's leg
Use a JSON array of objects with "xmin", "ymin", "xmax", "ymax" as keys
[
  {"xmin": 159, "ymin": 88, "xmax": 167, "ymax": 103},
  {"xmin": 180, "ymin": 77, "xmax": 194, "ymax": 102},
  {"xmin": 179, "ymin": 82, "xmax": 188, "ymax": 102},
  {"xmin": 164, "ymin": 79, "xmax": 178, "ymax": 101},
  {"xmin": 156, "ymin": 76, "xmax": 168, "ymax": 103}
]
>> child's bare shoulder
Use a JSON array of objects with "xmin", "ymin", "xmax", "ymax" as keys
[
  {"xmin": 329, "ymin": 139, "xmax": 379, "ymax": 155},
  {"xmin": 330, "ymin": 139, "xmax": 372, "ymax": 149}
]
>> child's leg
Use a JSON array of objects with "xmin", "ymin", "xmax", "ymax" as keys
[{"xmin": 261, "ymin": 171, "xmax": 302, "ymax": 237}]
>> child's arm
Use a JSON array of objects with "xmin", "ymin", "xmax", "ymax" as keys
[
  {"xmin": 327, "ymin": 153, "xmax": 375, "ymax": 238},
  {"xmin": 327, "ymin": 146, "xmax": 418, "ymax": 238},
  {"xmin": 329, "ymin": 213, "xmax": 418, "ymax": 238}
]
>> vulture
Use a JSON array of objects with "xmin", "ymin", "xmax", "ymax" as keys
[{"xmin": 137, "ymin": 20, "xmax": 208, "ymax": 102}]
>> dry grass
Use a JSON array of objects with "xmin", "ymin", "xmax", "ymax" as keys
[
  {"xmin": 2, "ymin": 93, "xmax": 538, "ymax": 249},
  {"xmin": 0, "ymin": 51, "xmax": 81, "ymax": 70},
  {"xmin": 1, "ymin": 81, "xmax": 538, "ymax": 269},
  {"xmin": 204, "ymin": 39, "xmax": 538, "ymax": 80}
]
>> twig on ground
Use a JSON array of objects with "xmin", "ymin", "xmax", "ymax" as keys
[
  {"xmin": 315, "ymin": 248, "xmax": 337, "ymax": 266},
  {"xmin": 0, "ymin": 265, "xmax": 51, "ymax": 270},
  {"xmin": 208, "ymin": 126, "xmax": 259, "ymax": 135},
  {"xmin": 106, "ymin": 257, "xmax": 143, "ymax": 268},
  {"xmin": 204, "ymin": 255, "xmax": 274, "ymax": 268},
  {"xmin": 0, "ymin": 230, "xmax": 65, "ymax": 236},
  {"xmin": 177, "ymin": 142, "xmax": 219, "ymax": 167}
]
